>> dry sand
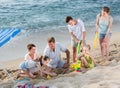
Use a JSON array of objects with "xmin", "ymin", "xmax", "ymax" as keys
[{"xmin": 0, "ymin": 32, "xmax": 120, "ymax": 88}]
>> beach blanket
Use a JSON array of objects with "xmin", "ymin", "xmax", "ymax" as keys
[{"xmin": 17, "ymin": 83, "xmax": 49, "ymax": 88}]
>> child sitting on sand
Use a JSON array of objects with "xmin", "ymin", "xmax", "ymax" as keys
[
  {"xmin": 77, "ymin": 45, "xmax": 95, "ymax": 68},
  {"xmin": 19, "ymin": 59, "xmax": 57, "ymax": 78},
  {"xmin": 41, "ymin": 56, "xmax": 57, "ymax": 77},
  {"xmin": 20, "ymin": 59, "xmax": 41, "ymax": 78},
  {"xmin": 19, "ymin": 44, "xmax": 56, "ymax": 78}
]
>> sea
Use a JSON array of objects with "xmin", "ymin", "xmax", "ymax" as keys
[
  {"xmin": 0, "ymin": 0, "xmax": 120, "ymax": 61},
  {"xmin": 0, "ymin": 0, "xmax": 120, "ymax": 34}
]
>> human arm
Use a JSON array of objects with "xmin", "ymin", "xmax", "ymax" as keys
[
  {"xmin": 107, "ymin": 16, "xmax": 113, "ymax": 34},
  {"xmin": 104, "ymin": 16, "xmax": 113, "ymax": 41},
  {"xmin": 70, "ymin": 32, "xmax": 80, "ymax": 43},
  {"xmin": 81, "ymin": 31, "xmax": 86, "ymax": 46},
  {"xmin": 65, "ymin": 49, "xmax": 70, "ymax": 64},
  {"xmin": 59, "ymin": 43, "xmax": 70, "ymax": 64},
  {"xmin": 77, "ymin": 53, "xmax": 84, "ymax": 60},
  {"xmin": 80, "ymin": 19, "xmax": 86, "ymax": 46},
  {"xmin": 95, "ymin": 14, "xmax": 100, "ymax": 33}
]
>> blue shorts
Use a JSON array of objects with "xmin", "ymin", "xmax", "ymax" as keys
[
  {"xmin": 99, "ymin": 33, "xmax": 112, "ymax": 38},
  {"xmin": 19, "ymin": 61, "xmax": 39, "ymax": 73},
  {"xmin": 19, "ymin": 61, "xmax": 26, "ymax": 70}
]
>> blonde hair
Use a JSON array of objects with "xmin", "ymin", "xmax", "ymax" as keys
[{"xmin": 86, "ymin": 44, "xmax": 91, "ymax": 50}]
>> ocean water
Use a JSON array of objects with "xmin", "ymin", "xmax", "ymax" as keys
[
  {"xmin": 0, "ymin": 0, "xmax": 120, "ymax": 61},
  {"xmin": 0, "ymin": 0, "xmax": 120, "ymax": 35}
]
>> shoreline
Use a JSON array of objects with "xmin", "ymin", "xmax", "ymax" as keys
[
  {"xmin": 0, "ymin": 32, "xmax": 120, "ymax": 88},
  {"xmin": 0, "ymin": 28, "xmax": 120, "ymax": 88},
  {"xmin": 0, "ymin": 23, "xmax": 120, "ymax": 62},
  {"xmin": 1, "ymin": 31, "xmax": 120, "ymax": 69}
]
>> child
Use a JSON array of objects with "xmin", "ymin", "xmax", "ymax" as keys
[
  {"xmin": 19, "ymin": 44, "xmax": 40, "ymax": 78},
  {"xmin": 41, "ymin": 56, "xmax": 57, "ymax": 77},
  {"xmin": 24, "ymin": 44, "xmax": 39, "ymax": 61},
  {"xmin": 77, "ymin": 45, "xmax": 95, "ymax": 68},
  {"xmin": 19, "ymin": 58, "xmax": 57, "ymax": 78},
  {"xmin": 19, "ymin": 43, "xmax": 56, "ymax": 79},
  {"xmin": 19, "ymin": 59, "xmax": 41, "ymax": 78}
]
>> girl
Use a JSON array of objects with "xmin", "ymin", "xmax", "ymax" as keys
[
  {"xmin": 77, "ymin": 45, "xmax": 95, "ymax": 68},
  {"xmin": 96, "ymin": 6, "xmax": 113, "ymax": 60}
]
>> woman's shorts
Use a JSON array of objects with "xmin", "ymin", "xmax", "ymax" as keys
[{"xmin": 99, "ymin": 33, "xmax": 112, "ymax": 39}]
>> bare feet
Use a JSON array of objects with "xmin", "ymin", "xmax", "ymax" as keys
[{"xmin": 49, "ymin": 72, "xmax": 57, "ymax": 77}]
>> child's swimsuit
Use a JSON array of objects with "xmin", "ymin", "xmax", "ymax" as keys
[{"xmin": 84, "ymin": 54, "xmax": 94, "ymax": 68}]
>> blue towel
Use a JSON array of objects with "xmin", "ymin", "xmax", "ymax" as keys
[{"xmin": 0, "ymin": 28, "xmax": 21, "ymax": 47}]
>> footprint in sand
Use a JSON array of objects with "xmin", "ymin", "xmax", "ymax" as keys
[{"xmin": 109, "ymin": 50, "xmax": 118, "ymax": 56}]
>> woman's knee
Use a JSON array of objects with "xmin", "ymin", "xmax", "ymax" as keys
[{"xmin": 102, "ymin": 42, "xmax": 106, "ymax": 47}]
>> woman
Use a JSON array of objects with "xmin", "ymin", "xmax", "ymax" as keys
[{"xmin": 96, "ymin": 6, "xmax": 113, "ymax": 60}]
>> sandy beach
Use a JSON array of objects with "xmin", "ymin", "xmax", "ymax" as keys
[
  {"xmin": 0, "ymin": 29, "xmax": 120, "ymax": 88},
  {"xmin": 0, "ymin": 0, "xmax": 120, "ymax": 88}
]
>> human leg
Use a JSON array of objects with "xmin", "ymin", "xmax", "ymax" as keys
[
  {"xmin": 73, "ymin": 47, "xmax": 77, "ymax": 62},
  {"xmin": 71, "ymin": 39, "xmax": 77, "ymax": 62},
  {"xmin": 99, "ymin": 38, "xmax": 105, "ymax": 57},
  {"xmin": 104, "ymin": 34, "xmax": 111, "ymax": 60}
]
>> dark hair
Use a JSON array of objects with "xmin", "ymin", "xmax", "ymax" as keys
[
  {"xmin": 86, "ymin": 44, "xmax": 91, "ymax": 50},
  {"xmin": 103, "ymin": 6, "xmax": 110, "ymax": 13},
  {"xmin": 47, "ymin": 37, "xmax": 55, "ymax": 43},
  {"xmin": 66, "ymin": 16, "xmax": 73, "ymax": 23},
  {"xmin": 43, "ymin": 56, "xmax": 49, "ymax": 61},
  {"xmin": 27, "ymin": 44, "xmax": 36, "ymax": 50},
  {"xmin": 39, "ymin": 56, "xmax": 43, "ymax": 66}
]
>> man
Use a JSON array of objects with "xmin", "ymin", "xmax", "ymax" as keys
[
  {"xmin": 44, "ymin": 37, "xmax": 70, "ymax": 69},
  {"xmin": 66, "ymin": 16, "xmax": 86, "ymax": 62}
]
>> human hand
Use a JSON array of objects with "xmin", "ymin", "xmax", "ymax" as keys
[
  {"xmin": 77, "ymin": 40, "xmax": 80, "ymax": 44},
  {"xmin": 63, "ymin": 63, "xmax": 69, "ymax": 68},
  {"xmin": 51, "ymin": 72, "xmax": 57, "ymax": 77},
  {"xmin": 95, "ymin": 30, "xmax": 98, "ymax": 33}
]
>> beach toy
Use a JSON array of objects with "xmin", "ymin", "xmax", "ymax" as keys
[
  {"xmin": 70, "ymin": 63, "xmax": 77, "ymax": 70},
  {"xmin": 75, "ymin": 60, "xmax": 81, "ymax": 71},
  {"xmin": 93, "ymin": 32, "xmax": 98, "ymax": 49},
  {"xmin": 77, "ymin": 40, "xmax": 82, "ymax": 54},
  {"xmin": 0, "ymin": 28, "xmax": 21, "ymax": 47},
  {"xmin": 70, "ymin": 60, "xmax": 81, "ymax": 72},
  {"xmin": 47, "ymin": 75, "xmax": 51, "ymax": 79}
]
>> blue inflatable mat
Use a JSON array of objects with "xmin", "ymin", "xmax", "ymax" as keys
[{"xmin": 0, "ymin": 28, "xmax": 21, "ymax": 47}]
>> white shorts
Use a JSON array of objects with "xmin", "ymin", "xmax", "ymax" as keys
[{"xmin": 71, "ymin": 39, "xmax": 78, "ymax": 47}]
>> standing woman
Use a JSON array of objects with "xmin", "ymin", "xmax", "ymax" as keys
[{"xmin": 96, "ymin": 6, "xmax": 113, "ymax": 60}]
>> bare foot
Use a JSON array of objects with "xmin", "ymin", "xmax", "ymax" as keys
[
  {"xmin": 50, "ymin": 72, "xmax": 57, "ymax": 77},
  {"xmin": 99, "ymin": 58, "xmax": 105, "ymax": 63},
  {"xmin": 102, "ymin": 60, "xmax": 110, "ymax": 66}
]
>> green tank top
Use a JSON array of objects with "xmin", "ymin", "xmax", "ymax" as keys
[{"xmin": 84, "ymin": 54, "xmax": 94, "ymax": 68}]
